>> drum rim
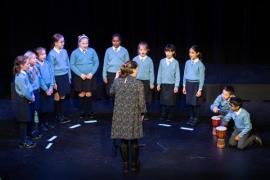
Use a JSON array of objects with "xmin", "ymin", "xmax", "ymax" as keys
[{"xmin": 216, "ymin": 126, "xmax": 227, "ymax": 131}]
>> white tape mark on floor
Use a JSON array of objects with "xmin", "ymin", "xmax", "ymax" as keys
[
  {"xmin": 158, "ymin": 123, "xmax": 172, "ymax": 127},
  {"xmin": 48, "ymin": 136, "xmax": 57, "ymax": 142},
  {"xmin": 69, "ymin": 124, "xmax": 81, "ymax": 129},
  {"xmin": 84, "ymin": 120, "xmax": 97, "ymax": 124},
  {"xmin": 180, "ymin": 127, "xmax": 194, "ymax": 131},
  {"xmin": 45, "ymin": 143, "xmax": 53, "ymax": 149}
]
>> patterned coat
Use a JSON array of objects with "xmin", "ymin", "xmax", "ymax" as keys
[{"xmin": 110, "ymin": 75, "xmax": 146, "ymax": 139}]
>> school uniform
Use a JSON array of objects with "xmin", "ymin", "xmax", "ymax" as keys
[
  {"xmin": 183, "ymin": 58, "xmax": 205, "ymax": 125},
  {"xmin": 36, "ymin": 60, "xmax": 55, "ymax": 113},
  {"xmin": 157, "ymin": 58, "xmax": 180, "ymax": 120},
  {"xmin": 48, "ymin": 47, "xmax": 71, "ymax": 123},
  {"xmin": 48, "ymin": 47, "xmax": 71, "ymax": 96},
  {"xmin": 70, "ymin": 47, "xmax": 99, "ymax": 118},
  {"xmin": 223, "ymin": 108, "xmax": 260, "ymax": 149},
  {"xmin": 70, "ymin": 47, "xmax": 99, "ymax": 92},
  {"xmin": 102, "ymin": 46, "xmax": 129, "ymax": 96},
  {"xmin": 133, "ymin": 55, "xmax": 154, "ymax": 118},
  {"xmin": 210, "ymin": 94, "xmax": 232, "ymax": 116},
  {"xmin": 14, "ymin": 70, "xmax": 35, "ymax": 147}
]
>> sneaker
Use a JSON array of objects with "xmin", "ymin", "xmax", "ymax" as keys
[{"xmin": 255, "ymin": 135, "xmax": 263, "ymax": 146}]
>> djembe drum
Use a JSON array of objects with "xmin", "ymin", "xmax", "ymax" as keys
[
  {"xmin": 211, "ymin": 116, "xmax": 221, "ymax": 136},
  {"xmin": 216, "ymin": 126, "xmax": 227, "ymax": 149}
]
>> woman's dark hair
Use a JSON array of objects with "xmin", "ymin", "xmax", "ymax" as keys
[
  {"xmin": 112, "ymin": 33, "xmax": 122, "ymax": 41},
  {"xmin": 223, "ymin": 85, "xmax": 235, "ymax": 94},
  {"xmin": 230, "ymin": 97, "xmax": 243, "ymax": 108},
  {"xmin": 164, "ymin": 44, "xmax": 176, "ymax": 57},
  {"xmin": 13, "ymin": 55, "xmax": 28, "ymax": 75},
  {"xmin": 190, "ymin": 45, "xmax": 202, "ymax": 59},
  {"xmin": 120, "ymin": 61, "xmax": 138, "ymax": 78},
  {"xmin": 51, "ymin": 33, "xmax": 64, "ymax": 48}
]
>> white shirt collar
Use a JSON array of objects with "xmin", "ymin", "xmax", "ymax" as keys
[
  {"xmin": 191, "ymin": 58, "xmax": 199, "ymax": 64},
  {"xmin": 139, "ymin": 55, "xmax": 147, "ymax": 61},
  {"xmin": 54, "ymin": 47, "xmax": 61, "ymax": 54},
  {"xmin": 166, "ymin": 58, "xmax": 174, "ymax": 65},
  {"xmin": 79, "ymin": 48, "xmax": 87, "ymax": 53},
  {"xmin": 21, "ymin": 70, "xmax": 26, "ymax": 75},
  {"xmin": 37, "ymin": 60, "xmax": 45, "ymax": 65},
  {"xmin": 112, "ymin": 46, "xmax": 121, "ymax": 52},
  {"xmin": 235, "ymin": 108, "xmax": 242, "ymax": 116}
]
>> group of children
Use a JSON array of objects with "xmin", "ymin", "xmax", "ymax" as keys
[
  {"xmin": 210, "ymin": 86, "xmax": 263, "ymax": 150},
  {"xmin": 13, "ymin": 32, "xmax": 262, "ymax": 150}
]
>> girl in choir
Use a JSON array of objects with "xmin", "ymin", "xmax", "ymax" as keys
[
  {"xmin": 70, "ymin": 34, "xmax": 99, "ymax": 119},
  {"xmin": 133, "ymin": 42, "xmax": 154, "ymax": 120},
  {"xmin": 157, "ymin": 44, "xmax": 180, "ymax": 121},
  {"xmin": 25, "ymin": 50, "xmax": 47, "ymax": 138},
  {"xmin": 102, "ymin": 33, "xmax": 129, "ymax": 97},
  {"xmin": 13, "ymin": 55, "xmax": 36, "ymax": 148},
  {"xmin": 48, "ymin": 33, "xmax": 71, "ymax": 124},
  {"xmin": 182, "ymin": 45, "xmax": 205, "ymax": 126},
  {"xmin": 35, "ymin": 47, "xmax": 55, "ymax": 130}
]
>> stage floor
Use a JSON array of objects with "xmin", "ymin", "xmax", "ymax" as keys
[{"xmin": 0, "ymin": 111, "xmax": 270, "ymax": 180}]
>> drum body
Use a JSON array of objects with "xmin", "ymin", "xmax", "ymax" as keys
[
  {"xmin": 216, "ymin": 126, "xmax": 227, "ymax": 149},
  {"xmin": 211, "ymin": 116, "xmax": 221, "ymax": 136}
]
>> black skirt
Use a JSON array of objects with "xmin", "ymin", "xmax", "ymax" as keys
[
  {"xmin": 15, "ymin": 94, "xmax": 34, "ymax": 122},
  {"xmin": 33, "ymin": 89, "xmax": 41, "ymax": 111},
  {"xmin": 185, "ymin": 81, "xmax": 204, "ymax": 106},
  {"xmin": 140, "ymin": 80, "xmax": 152, "ymax": 103},
  {"xmin": 55, "ymin": 73, "xmax": 71, "ymax": 96},
  {"xmin": 106, "ymin": 72, "xmax": 116, "ymax": 96},
  {"xmin": 40, "ymin": 88, "xmax": 54, "ymax": 113},
  {"xmin": 73, "ymin": 74, "xmax": 97, "ymax": 92},
  {"xmin": 160, "ymin": 84, "xmax": 176, "ymax": 106}
]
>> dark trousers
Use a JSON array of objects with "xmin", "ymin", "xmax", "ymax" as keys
[{"xmin": 229, "ymin": 129, "xmax": 256, "ymax": 150}]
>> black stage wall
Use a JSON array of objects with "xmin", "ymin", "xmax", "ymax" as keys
[{"xmin": 1, "ymin": 0, "xmax": 269, "ymax": 98}]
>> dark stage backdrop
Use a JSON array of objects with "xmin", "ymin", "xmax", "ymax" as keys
[{"xmin": 1, "ymin": 0, "xmax": 269, "ymax": 98}]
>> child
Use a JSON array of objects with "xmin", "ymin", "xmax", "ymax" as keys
[
  {"xmin": 102, "ymin": 33, "xmax": 130, "ymax": 97},
  {"xmin": 48, "ymin": 33, "xmax": 71, "ymax": 124},
  {"xmin": 13, "ymin": 55, "xmax": 36, "ymax": 148},
  {"xmin": 210, "ymin": 85, "xmax": 235, "ymax": 116},
  {"xmin": 183, "ymin": 45, "xmax": 205, "ymax": 126},
  {"xmin": 157, "ymin": 44, "xmax": 180, "ymax": 121},
  {"xmin": 35, "ymin": 47, "xmax": 55, "ymax": 130},
  {"xmin": 222, "ymin": 97, "xmax": 262, "ymax": 150},
  {"xmin": 133, "ymin": 42, "xmax": 154, "ymax": 120},
  {"xmin": 25, "ymin": 50, "xmax": 47, "ymax": 139},
  {"xmin": 70, "ymin": 34, "xmax": 99, "ymax": 119}
]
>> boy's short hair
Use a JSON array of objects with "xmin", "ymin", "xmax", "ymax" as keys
[
  {"xmin": 230, "ymin": 97, "xmax": 243, "ymax": 107},
  {"xmin": 223, "ymin": 85, "xmax": 235, "ymax": 94}
]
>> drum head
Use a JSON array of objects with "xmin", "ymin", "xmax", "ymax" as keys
[
  {"xmin": 212, "ymin": 116, "xmax": 221, "ymax": 120},
  {"xmin": 216, "ymin": 126, "xmax": 227, "ymax": 131}
]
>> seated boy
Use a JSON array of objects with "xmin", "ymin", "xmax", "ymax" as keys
[
  {"xmin": 210, "ymin": 85, "xmax": 235, "ymax": 116},
  {"xmin": 222, "ymin": 97, "xmax": 262, "ymax": 150}
]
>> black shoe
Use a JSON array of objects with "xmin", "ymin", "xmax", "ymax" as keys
[
  {"xmin": 255, "ymin": 136, "xmax": 263, "ymax": 146},
  {"xmin": 190, "ymin": 118, "xmax": 199, "ymax": 126},
  {"xmin": 45, "ymin": 122, "xmax": 55, "ymax": 129},
  {"xmin": 58, "ymin": 114, "xmax": 71, "ymax": 124},
  {"xmin": 40, "ymin": 123, "xmax": 48, "ymax": 132},
  {"xmin": 31, "ymin": 130, "xmax": 43, "ymax": 140},
  {"xmin": 186, "ymin": 117, "xmax": 193, "ymax": 125},
  {"xmin": 79, "ymin": 112, "xmax": 85, "ymax": 119},
  {"xmin": 85, "ymin": 112, "xmax": 94, "ymax": 119},
  {"xmin": 19, "ymin": 139, "xmax": 36, "ymax": 149}
]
